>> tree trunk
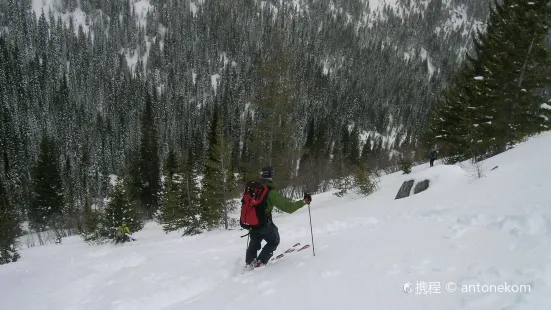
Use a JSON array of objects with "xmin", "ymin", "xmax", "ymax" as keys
[
  {"xmin": 503, "ymin": 33, "xmax": 536, "ymax": 152},
  {"xmin": 37, "ymin": 230, "xmax": 44, "ymax": 246},
  {"xmin": 268, "ymin": 124, "xmax": 274, "ymax": 166},
  {"xmin": 222, "ymin": 202, "xmax": 228, "ymax": 230},
  {"xmin": 185, "ymin": 177, "xmax": 193, "ymax": 220},
  {"xmin": 221, "ymin": 154, "xmax": 228, "ymax": 230}
]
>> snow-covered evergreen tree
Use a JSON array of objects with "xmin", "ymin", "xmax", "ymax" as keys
[
  {"xmin": 158, "ymin": 149, "xmax": 203, "ymax": 235},
  {"xmin": 427, "ymin": 0, "xmax": 551, "ymax": 161},
  {"xmin": 0, "ymin": 177, "xmax": 21, "ymax": 264},
  {"xmin": 129, "ymin": 91, "xmax": 162, "ymax": 220},
  {"xmin": 180, "ymin": 150, "xmax": 203, "ymax": 236},
  {"xmin": 158, "ymin": 173, "xmax": 185, "ymax": 233},
  {"xmin": 100, "ymin": 179, "xmax": 144, "ymax": 243},
  {"xmin": 201, "ymin": 107, "xmax": 238, "ymax": 230},
  {"xmin": 354, "ymin": 162, "xmax": 378, "ymax": 196},
  {"xmin": 28, "ymin": 136, "xmax": 65, "ymax": 234},
  {"xmin": 77, "ymin": 199, "xmax": 102, "ymax": 244}
]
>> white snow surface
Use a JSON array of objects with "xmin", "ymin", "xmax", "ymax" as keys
[
  {"xmin": 190, "ymin": 2, "xmax": 198, "ymax": 17},
  {"xmin": 134, "ymin": 0, "xmax": 153, "ymax": 28},
  {"xmin": 32, "ymin": 0, "xmax": 90, "ymax": 35},
  {"xmin": 211, "ymin": 74, "xmax": 221, "ymax": 95},
  {"xmin": 3, "ymin": 133, "xmax": 551, "ymax": 309},
  {"xmin": 32, "ymin": 0, "xmax": 61, "ymax": 19}
]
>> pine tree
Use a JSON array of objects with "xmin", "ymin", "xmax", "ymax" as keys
[
  {"xmin": 399, "ymin": 155, "xmax": 413, "ymax": 174},
  {"xmin": 354, "ymin": 162, "xmax": 377, "ymax": 196},
  {"xmin": 132, "ymin": 91, "xmax": 162, "ymax": 219},
  {"xmin": 239, "ymin": 112, "xmax": 256, "ymax": 182},
  {"xmin": 487, "ymin": 0, "xmax": 551, "ymax": 150},
  {"xmin": 298, "ymin": 119, "xmax": 322, "ymax": 193},
  {"xmin": 158, "ymin": 149, "xmax": 203, "ymax": 235},
  {"xmin": 165, "ymin": 147, "xmax": 178, "ymax": 179},
  {"xmin": 311, "ymin": 119, "xmax": 331, "ymax": 192},
  {"xmin": 340, "ymin": 124, "xmax": 350, "ymax": 164},
  {"xmin": 298, "ymin": 119, "xmax": 315, "ymax": 179},
  {"xmin": 427, "ymin": 0, "xmax": 551, "ymax": 162},
  {"xmin": 28, "ymin": 136, "xmax": 65, "ymax": 234},
  {"xmin": 360, "ymin": 136, "xmax": 372, "ymax": 162},
  {"xmin": 200, "ymin": 108, "xmax": 237, "ymax": 230},
  {"xmin": 332, "ymin": 136, "xmax": 353, "ymax": 197},
  {"xmin": 347, "ymin": 125, "xmax": 361, "ymax": 166},
  {"xmin": 158, "ymin": 173, "xmax": 185, "ymax": 233},
  {"xmin": 425, "ymin": 67, "xmax": 476, "ymax": 163},
  {"xmin": 200, "ymin": 107, "xmax": 223, "ymax": 229},
  {"xmin": 372, "ymin": 137, "xmax": 385, "ymax": 169},
  {"xmin": 77, "ymin": 199, "xmax": 102, "ymax": 244},
  {"xmin": 180, "ymin": 149, "xmax": 203, "ymax": 235},
  {"xmin": 0, "ymin": 178, "xmax": 21, "ymax": 264},
  {"xmin": 248, "ymin": 35, "xmax": 300, "ymax": 187},
  {"xmin": 100, "ymin": 178, "xmax": 144, "ymax": 242}
]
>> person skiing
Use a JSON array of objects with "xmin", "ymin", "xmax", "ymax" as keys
[
  {"xmin": 115, "ymin": 223, "xmax": 135, "ymax": 243},
  {"xmin": 242, "ymin": 166, "xmax": 312, "ymax": 269},
  {"xmin": 429, "ymin": 149, "xmax": 438, "ymax": 167}
]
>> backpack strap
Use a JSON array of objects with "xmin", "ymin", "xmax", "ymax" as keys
[{"xmin": 252, "ymin": 181, "xmax": 271, "ymax": 226}]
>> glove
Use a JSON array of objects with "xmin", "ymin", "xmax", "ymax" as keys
[{"xmin": 303, "ymin": 192, "xmax": 312, "ymax": 204}]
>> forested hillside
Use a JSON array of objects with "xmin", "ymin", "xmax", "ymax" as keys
[{"xmin": 0, "ymin": 0, "xmax": 494, "ymax": 260}]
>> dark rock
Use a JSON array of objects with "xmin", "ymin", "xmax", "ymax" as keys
[
  {"xmin": 395, "ymin": 180, "xmax": 414, "ymax": 200},
  {"xmin": 413, "ymin": 180, "xmax": 430, "ymax": 194}
]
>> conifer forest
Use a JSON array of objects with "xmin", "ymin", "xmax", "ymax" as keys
[{"xmin": 0, "ymin": 0, "xmax": 550, "ymax": 263}]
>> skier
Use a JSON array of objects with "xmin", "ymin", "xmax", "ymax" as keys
[
  {"xmin": 429, "ymin": 149, "xmax": 438, "ymax": 167},
  {"xmin": 115, "ymin": 223, "xmax": 135, "ymax": 243},
  {"xmin": 242, "ymin": 166, "xmax": 312, "ymax": 269}
]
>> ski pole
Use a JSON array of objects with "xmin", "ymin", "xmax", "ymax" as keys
[
  {"xmin": 241, "ymin": 231, "xmax": 250, "ymax": 248},
  {"xmin": 240, "ymin": 232, "xmax": 250, "ymax": 238},
  {"xmin": 307, "ymin": 202, "xmax": 315, "ymax": 256}
]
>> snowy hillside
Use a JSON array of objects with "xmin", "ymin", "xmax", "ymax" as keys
[
  {"xmin": 2, "ymin": 133, "xmax": 551, "ymax": 310},
  {"xmin": 28, "ymin": 0, "xmax": 485, "ymax": 73},
  {"xmin": 32, "ymin": 0, "xmax": 90, "ymax": 34}
]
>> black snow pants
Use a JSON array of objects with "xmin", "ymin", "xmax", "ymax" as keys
[{"xmin": 245, "ymin": 224, "xmax": 280, "ymax": 265}]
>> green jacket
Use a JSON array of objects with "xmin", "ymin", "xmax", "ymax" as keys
[
  {"xmin": 117, "ymin": 224, "xmax": 131, "ymax": 235},
  {"xmin": 259, "ymin": 179, "xmax": 306, "ymax": 218}
]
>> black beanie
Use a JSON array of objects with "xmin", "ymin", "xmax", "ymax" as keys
[{"xmin": 261, "ymin": 166, "xmax": 274, "ymax": 178}]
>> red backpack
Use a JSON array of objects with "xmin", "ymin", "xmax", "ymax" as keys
[{"xmin": 240, "ymin": 181, "xmax": 270, "ymax": 230}]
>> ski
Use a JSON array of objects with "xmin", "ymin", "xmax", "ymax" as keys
[
  {"xmin": 242, "ymin": 243, "xmax": 310, "ymax": 273},
  {"xmin": 269, "ymin": 243, "xmax": 310, "ymax": 263},
  {"xmin": 271, "ymin": 242, "xmax": 302, "ymax": 261}
]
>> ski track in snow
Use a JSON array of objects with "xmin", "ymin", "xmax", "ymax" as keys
[{"xmin": 3, "ymin": 133, "xmax": 551, "ymax": 309}]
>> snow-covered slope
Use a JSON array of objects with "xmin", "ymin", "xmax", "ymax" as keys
[
  {"xmin": 32, "ymin": 0, "xmax": 90, "ymax": 35},
  {"xmin": 2, "ymin": 133, "xmax": 551, "ymax": 309}
]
